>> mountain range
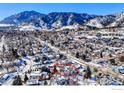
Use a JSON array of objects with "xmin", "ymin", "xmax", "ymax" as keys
[{"xmin": 0, "ymin": 10, "xmax": 124, "ymax": 31}]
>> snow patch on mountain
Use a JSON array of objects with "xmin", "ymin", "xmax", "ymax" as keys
[
  {"xmin": 18, "ymin": 24, "xmax": 41, "ymax": 31},
  {"xmin": 56, "ymin": 24, "xmax": 79, "ymax": 31},
  {"xmin": 0, "ymin": 24, "xmax": 14, "ymax": 27},
  {"xmin": 109, "ymin": 13, "xmax": 124, "ymax": 27},
  {"xmin": 86, "ymin": 15, "xmax": 116, "ymax": 28},
  {"xmin": 86, "ymin": 18, "xmax": 103, "ymax": 28}
]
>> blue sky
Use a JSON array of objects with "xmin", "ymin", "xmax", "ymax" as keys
[{"xmin": 0, "ymin": 3, "xmax": 124, "ymax": 20}]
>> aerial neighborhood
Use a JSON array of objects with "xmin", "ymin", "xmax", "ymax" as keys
[{"xmin": 0, "ymin": 11, "xmax": 124, "ymax": 85}]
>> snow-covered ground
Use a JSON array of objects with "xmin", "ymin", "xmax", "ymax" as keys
[{"xmin": 0, "ymin": 28, "xmax": 124, "ymax": 85}]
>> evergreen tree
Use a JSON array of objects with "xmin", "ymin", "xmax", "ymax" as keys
[
  {"xmin": 75, "ymin": 52, "xmax": 80, "ymax": 58},
  {"xmin": 24, "ymin": 74, "xmax": 29, "ymax": 83},
  {"xmin": 12, "ymin": 75, "xmax": 23, "ymax": 85},
  {"xmin": 44, "ymin": 80, "xmax": 48, "ymax": 85},
  {"xmin": 50, "ymin": 40, "xmax": 54, "ymax": 46},
  {"xmin": 100, "ymin": 51, "xmax": 103, "ymax": 58},
  {"xmin": 81, "ymin": 54, "xmax": 86, "ymax": 60},
  {"xmin": 109, "ymin": 58, "xmax": 116, "ymax": 65},
  {"xmin": 84, "ymin": 66, "xmax": 92, "ymax": 79}
]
